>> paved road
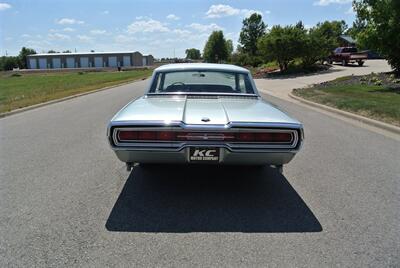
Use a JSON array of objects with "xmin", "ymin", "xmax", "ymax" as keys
[{"xmin": 1, "ymin": 72, "xmax": 399, "ymax": 266}]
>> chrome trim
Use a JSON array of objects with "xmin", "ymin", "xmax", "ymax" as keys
[
  {"xmin": 111, "ymin": 126, "xmax": 299, "ymax": 151},
  {"xmin": 146, "ymin": 92, "xmax": 259, "ymax": 97},
  {"xmin": 108, "ymin": 120, "xmax": 303, "ymax": 130}
]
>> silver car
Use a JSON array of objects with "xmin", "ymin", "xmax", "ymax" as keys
[{"xmin": 107, "ymin": 63, "xmax": 304, "ymax": 173}]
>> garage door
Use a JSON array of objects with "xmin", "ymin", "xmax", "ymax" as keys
[
  {"xmin": 123, "ymin": 56, "xmax": 131, "ymax": 66},
  {"xmin": 94, "ymin": 57, "xmax": 103, "ymax": 67},
  {"xmin": 66, "ymin": 57, "xmax": 75, "ymax": 68},
  {"xmin": 80, "ymin": 57, "xmax": 89, "ymax": 68},
  {"xmin": 142, "ymin": 57, "xmax": 147, "ymax": 66},
  {"xmin": 108, "ymin": 56, "xmax": 117, "ymax": 67},
  {"xmin": 38, "ymin": 58, "xmax": 47, "ymax": 69},
  {"xmin": 29, "ymin": 59, "xmax": 37, "ymax": 69},
  {"xmin": 52, "ymin": 58, "xmax": 61, "ymax": 68}
]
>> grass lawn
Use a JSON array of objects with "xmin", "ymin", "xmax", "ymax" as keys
[
  {"xmin": 293, "ymin": 81, "xmax": 400, "ymax": 126},
  {"xmin": 0, "ymin": 69, "xmax": 153, "ymax": 113}
]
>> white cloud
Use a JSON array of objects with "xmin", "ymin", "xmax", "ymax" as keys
[
  {"xmin": 0, "ymin": 3, "xmax": 11, "ymax": 11},
  {"xmin": 166, "ymin": 14, "xmax": 180, "ymax": 20},
  {"xmin": 173, "ymin": 29, "xmax": 191, "ymax": 35},
  {"xmin": 48, "ymin": 33, "xmax": 70, "ymax": 40},
  {"xmin": 241, "ymin": 9, "xmax": 263, "ymax": 18},
  {"xmin": 90, "ymin": 29, "xmax": 107, "ymax": 35},
  {"xmin": 188, "ymin": 23, "xmax": 223, "ymax": 32},
  {"xmin": 102, "ymin": 10, "xmax": 109, "ymax": 14},
  {"xmin": 21, "ymin": 34, "xmax": 31, "ymax": 38},
  {"xmin": 127, "ymin": 18, "xmax": 169, "ymax": 33},
  {"xmin": 25, "ymin": 39, "xmax": 52, "ymax": 49},
  {"xmin": 77, "ymin": 35, "xmax": 92, "ymax": 42},
  {"xmin": 63, "ymin": 27, "xmax": 75, "ymax": 32},
  {"xmin": 56, "ymin": 18, "xmax": 84, "ymax": 25},
  {"xmin": 206, "ymin": 4, "xmax": 240, "ymax": 18},
  {"xmin": 265, "ymin": 10, "xmax": 271, "ymax": 14},
  {"xmin": 205, "ymin": 4, "xmax": 263, "ymax": 18},
  {"xmin": 313, "ymin": 0, "xmax": 351, "ymax": 6}
]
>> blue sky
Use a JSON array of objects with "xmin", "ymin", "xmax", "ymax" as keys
[{"xmin": 0, "ymin": 0, "xmax": 356, "ymax": 57}]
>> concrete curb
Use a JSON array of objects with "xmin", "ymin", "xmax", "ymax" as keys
[
  {"xmin": 0, "ymin": 78, "xmax": 147, "ymax": 119},
  {"xmin": 289, "ymin": 92, "xmax": 400, "ymax": 135}
]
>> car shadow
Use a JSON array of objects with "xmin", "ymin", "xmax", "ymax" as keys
[{"xmin": 105, "ymin": 165, "xmax": 322, "ymax": 233}]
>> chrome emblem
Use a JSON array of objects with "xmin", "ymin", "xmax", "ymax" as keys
[{"xmin": 201, "ymin": 117, "xmax": 210, "ymax": 122}]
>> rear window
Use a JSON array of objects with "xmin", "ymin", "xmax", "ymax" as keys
[{"xmin": 149, "ymin": 70, "xmax": 255, "ymax": 94}]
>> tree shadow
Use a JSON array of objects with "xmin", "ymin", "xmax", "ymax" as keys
[
  {"xmin": 368, "ymin": 87, "xmax": 400, "ymax": 94},
  {"xmin": 105, "ymin": 165, "xmax": 322, "ymax": 233},
  {"xmin": 260, "ymin": 66, "xmax": 341, "ymax": 80}
]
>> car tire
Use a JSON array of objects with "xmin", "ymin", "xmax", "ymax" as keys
[
  {"xmin": 274, "ymin": 165, "xmax": 283, "ymax": 174},
  {"xmin": 358, "ymin": 61, "xmax": 364, "ymax": 66},
  {"xmin": 327, "ymin": 59, "xmax": 333, "ymax": 64},
  {"xmin": 342, "ymin": 60, "xmax": 347, "ymax": 66}
]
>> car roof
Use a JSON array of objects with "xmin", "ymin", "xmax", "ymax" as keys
[{"xmin": 154, "ymin": 63, "xmax": 250, "ymax": 73}]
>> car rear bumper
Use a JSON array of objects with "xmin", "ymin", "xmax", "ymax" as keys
[
  {"xmin": 112, "ymin": 147, "xmax": 297, "ymax": 165},
  {"xmin": 108, "ymin": 120, "xmax": 304, "ymax": 165}
]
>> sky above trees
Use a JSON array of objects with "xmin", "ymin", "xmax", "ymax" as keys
[{"xmin": 0, "ymin": 0, "xmax": 356, "ymax": 57}]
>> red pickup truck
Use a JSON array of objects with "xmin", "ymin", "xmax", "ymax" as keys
[{"xmin": 328, "ymin": 47, "xmax": 368, "ymax": 66}]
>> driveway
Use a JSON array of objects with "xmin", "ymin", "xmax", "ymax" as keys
[
  {"xmin": 1, "ymin": 65, "xmax": 399, "ymax": 267},
  {"xmin": 255, "ymin": 60, "xmax": 392, "ymax": 100}
]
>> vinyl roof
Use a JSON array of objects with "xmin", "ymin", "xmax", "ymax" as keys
[{"xmin": 155, "ymin": 63, "xmax": 250, "ymax": 73}]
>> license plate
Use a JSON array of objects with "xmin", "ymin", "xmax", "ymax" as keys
[{"xmin": 189, "ymin": 147, "xmax": 220, "ymax": 163}]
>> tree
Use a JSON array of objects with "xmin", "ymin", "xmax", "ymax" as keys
[
  {"xmin": 300, "ymin": 28, "xmax": 330, "ymax": 67},
  {"xmin": 239, "ymin": 13, "xmax": 266, "ymax": 56},
  {"xmin": 257, "ymin": 25, "xmax": 307, "ymax": 71},
  {"xmin": 313, "ymin": 20, "xmax": 347, "ymax": 50},
  {"xmin": 0, "ymin": 56, "xmax": 20, "ymax": 71},
  {"xmin": 345, "ymin": 18, "xmax": 366, "ymax": 40},
  {"xmin": 18, "ymin": 47, "xmax": 36, "ymax": 69},
  {"xmin": 185, "ymin": 48, "xmax": 201, "ymax": 60},
  {"xmin": 203, "ymin": 31, "xmax": 228, "ymax": 63},
  {"xmin": 47, "ymin": 50, "xmax": 58, "ymax": 53},
  {"xmin": 62, "ymin": 50, "xmax": 72, "ymax": 53},
  {"xmin": 225, "ymin": 39, "xmax": 233, "ymax": 61},
  {"xmin": 354, "ymin": 0, "xmax": 400, "ymax": 73},
  {"xmin": 297, "ymin": 22, "xmax": 345, "ymax": 67}
]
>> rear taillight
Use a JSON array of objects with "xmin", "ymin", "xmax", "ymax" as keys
[{"xmin": 116, "ymin": 130, "xmax": 293, "ymax": 143}]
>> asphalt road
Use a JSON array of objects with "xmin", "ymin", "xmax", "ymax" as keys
[{"xmin": 1, "ymin": 76, "xmax": 399, "ymax": 267}]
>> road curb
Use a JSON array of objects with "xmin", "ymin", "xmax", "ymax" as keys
[
  {"xmin": 289, "ymin": 92, "xmax": 400, "ymax": 135},
  {"xmin": 0, "ymin": 78, "xmax": 148, "ymax": 119}
]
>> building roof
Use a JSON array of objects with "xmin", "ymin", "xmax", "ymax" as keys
[
  {"xmin": 28, "ymin": 51, "xmax": 142, "ymax": 57},
  {"xmin": 155, "ymin": 63, "xmax": 249, "ymax": 73},
  {"xmin": 339, "ymin": 35, "xmax": 356, "ymax": 44}
]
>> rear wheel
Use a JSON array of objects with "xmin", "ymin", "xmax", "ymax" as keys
[
  {"xmin": 342, "ymin": 60, "xmax": 348, "ymax": 66},
  {"xmin": 327, "ymin": 59, "xmax": 333, "ymax": 64},
  {"xmin": 126, "ymin": 162, "xmax": 134, "ymax": 171},
  {"xmin": 358, "ymin": 60, "xmax": 364, "ymax": 66}
]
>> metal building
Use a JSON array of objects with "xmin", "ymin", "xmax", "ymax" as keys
[{"xmin": 26, "ymin": 51, "xmax": 154, "ymax": 69}]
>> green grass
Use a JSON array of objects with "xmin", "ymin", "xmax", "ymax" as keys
[
  {"xmin": 0, "ymin": 69, "xmax": 152, "ymax": 113},
  {"xmin": 294, "ymin": 84, "xmax": 400, "ymax": 126}
]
